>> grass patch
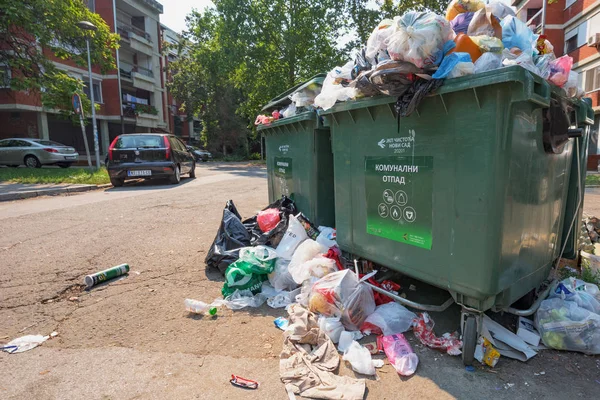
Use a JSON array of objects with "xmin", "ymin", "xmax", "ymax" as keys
[
  {"xmin": 558, "ymin": 260, "xmax": 600, "ymax": 286},
  {"xmin": 585, "ymin": 174, "xmax": 600, "ymax": 186},
  {"xmin": 0, "ymin": 167, "xmax": 110, "ymax": 185}
]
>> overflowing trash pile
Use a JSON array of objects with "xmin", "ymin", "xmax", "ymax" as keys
[
  {"xmin": 197, "ymin": 196, "xmax": 466, "ymax": 398},
  {"xmin": 310, "ymin": 0, "xmax": 582, "ymax": 112},
  {"xmin": 254, "ymin": 80, "xmax": 323, "ymax": 126}
]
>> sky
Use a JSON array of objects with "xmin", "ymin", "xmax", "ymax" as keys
[{"xmin": 160, "ymin": 0, "xmax": 214, "ymax": 33}]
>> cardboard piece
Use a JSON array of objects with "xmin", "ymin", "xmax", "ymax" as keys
[
  {"xmin": 517, "ymin": 317, "xmax": 541, "ymax": 347},
  {"xmin": 482, "ymin": 315, "xmax": 537, "ymax": 362}
]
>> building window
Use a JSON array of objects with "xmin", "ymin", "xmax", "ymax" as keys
[
  {"xmin": 565, "ymin": 34, "xmax": 578, "ymax": 53},
  {"xmin": 83, "ymin": 80, "xmax": 102, "ymax": 103},
  {"xmin": 0, "ymin": 65, "xmax": 10, "ymax": 88},
  {"xmin": 585, "ymin": 66, "xmax": 600, "ymax": 93},
  {"xmin": 85, "ymin": 0, "xmax": 95, "ymax": 12},
  {"xmin": 566, "ymin": 0, "xmax": 577, "ymax": 8},
  {"xmin": 565, "ymin": 22, "xmax": 588, "ymax": 54}
]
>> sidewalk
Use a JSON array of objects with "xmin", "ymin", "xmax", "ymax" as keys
[{"xmin": 0, "ymin": 182, "xmax": 111, "ymax": 202}]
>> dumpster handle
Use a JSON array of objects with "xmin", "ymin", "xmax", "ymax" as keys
[
  {"xmin": 365, "ymin": 282, "xmax": 455, "ymax": 312},
  {"xmin": 523, "ymin": 72, "xmax": 550, "ymax": 107},
  {"xmin": 504, "ymin": 280, "xmax": 558, "ymax": 317}
]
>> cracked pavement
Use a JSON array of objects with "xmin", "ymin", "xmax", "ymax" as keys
[{"xmin": 0, "ymin": 164, "xmax": 599, "ymax": 399}]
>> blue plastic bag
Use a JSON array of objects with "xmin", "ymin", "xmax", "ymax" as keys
[
  {"xmin": 500, "ymin": 15, "xmax": 534, "ymax": 52},
  {"xmin": 432, "ymin": 52, "xmax": 472, "ymax": 79}
]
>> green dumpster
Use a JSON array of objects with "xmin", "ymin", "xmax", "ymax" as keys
[
  {"xmin": 258, "ymin": 74, "xmax": 335, "ymax": 228},
  {"xmin": 322, "ymin": 66, "xmax": 593, "ymax": 363}
]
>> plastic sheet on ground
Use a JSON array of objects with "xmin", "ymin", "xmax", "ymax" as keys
[
  {"xmin": 1, "ymin": 333, "xmax": 55, "ymax": 354},
  {"xmin": 342, "ymin": 341, "xmax": 377, "ymax": 375}
]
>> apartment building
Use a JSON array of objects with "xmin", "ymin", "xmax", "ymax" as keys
[
  {"xmin": 0, "ymin": 0, "xmax": 168, "ymax": 158},
  {"xmin": 513, "ymin": 0, "xmax": 600, "ymax": 168}
]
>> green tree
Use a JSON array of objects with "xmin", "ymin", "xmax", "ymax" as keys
[{"xmin": 0, "ymin": 0, "xmax": 119, "ymax": 117}]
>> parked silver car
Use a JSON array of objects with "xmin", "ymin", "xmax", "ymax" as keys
[{"xmin": 0, "ymin": 138, "xmax": 79, "ymax": 168}]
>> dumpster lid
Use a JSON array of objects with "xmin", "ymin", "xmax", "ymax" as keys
[{"xmin": 261, "ymin": 73, "xmax": 326, "ymax": 111}]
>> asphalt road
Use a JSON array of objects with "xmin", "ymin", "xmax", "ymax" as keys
[{"xmin": 0, "ymin": 163, "xmax": 598, "ymax": 400}]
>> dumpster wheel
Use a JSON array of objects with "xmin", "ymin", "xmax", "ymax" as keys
[{"xmin": 462, "ymin": 315, "xmax": 477, "ymax": 366}]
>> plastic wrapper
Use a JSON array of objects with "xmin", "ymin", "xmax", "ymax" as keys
[
  {"xmin": 308, "ymin": 269, "xmax": 376, "ymax": 331},
  {"xmin": 254, "ymin": 115, "xmax": 273, "ymax": 126},
  {"xmin": 342, "ymin": 341, "xmax": 377, "ymax": 375},
  {"xmin": 564, "ymin": 71, "xmax": 582, "ymax": 98},
  {"xmin": 535, "ymin": 297, "xmax": 600, "ymax": 354},
  {"xmin": 474, "ymin": 337, "xmax": 500, "ymax": 367},
  {"xmin": 386, "ymin": 11, "xmax": 455, "ymax": 68},
  {"xmin": 222, "ymin": 246, "xmax": 277, "ymax": 297},
  {"xmin": 467, "ymin": 7, "xmax": 502, "ymax": 39},
  {"xmin": 205, "ymin": 200, "xmax": 252, "ymax": 274},
  {"xmin": 243, "ymin": 196, "xmax": 298, "ymax": 247},
  {"xmin": 370, "ymin": 60, "xmax": 422, "ymax": 97},
  {"xmin": 536, "ymin": 34, "xmax": 554, "ymax": 55},
  {"xmin": 500, "ymin": 15, "xmax": 535, "ymax": 52},
  {"xmin": 360, "ymin": 302, "xmax": 416, "ymax": 336},
  {"xmin": 549, "ymin": 278, "xmax": 600, "ymax": 314},
  {"xmin": 365, "ymin": 19, "xmax": 395, "ymax": 65},
  {"xmin": 548, "ymin": 55, "xmax": 573, "ymax": 88},
  {"xmin": 381, "ymin": 334, "xmax": 419, "ymax": 376},
  {"xmin": 257, "ymin": 208, "xmax": 280, "ymax": 233},
  {"xmin": 268, "ymin": 258, "xmax": 298, "ymax": 291},
  {"xmin": 534, "ymin": 53, "xmax": 556, "ymax": 79},
  {"xmin": 318, "ymin": 316, "xmax": 344, "ymax": 343},
  {"xmin": 413, "ymin": 312, "xmax": 462, "ymax": 355},
  {"xmin": 314, "ymin": 63, "xmax": 358, "ymax": 111},
  {"xmin": 486, "ymin": 1, "xmax": 516, "ymax": 20},
  {"xmin": 473, "ymin": 51, "xmax": 502, "ymax": 73},
  {"xmin": 351, "ymin": 47, "xmax": 373, "ymax": 80},
  {"xmin": 470, "ymin": 35, "xmax": 504, "ymax": 53},
  {"xmin": 281, "ymin": 103, "xmax": 296, "ymax": 118},
  {"xmin": 450, "ymin": 12, "xmax": 474, "ymax": 35},
  {"xmin": 448, "ymin": 61, "xmax": 474, "ymax": 78},
  {"xmin": 289, "ymin": 256, "xmax": 337, "ymax": 285},
  {"xmin": 432, "ymin": 52, "xmax": 472, "ymax": 79},
  {"xmin": 275, "ymin": 214, "xmax": 308, "ymax": 259},
  {"xmin": 446, "ymin": 0, "xmax": 484, "ymax": 21},
  {"xmin": 502, "ymin": 48, "xmax": 540, "ymax": 75},
  {"xmin": 296, "ymin": 213, "xmax": 320, "ymax": 240},
  {"xmin": 290, "ymin": 90, "xmax": 316, "ymax": 108},
  {"xmin": 349, "ymin": 70, "xmax": 380, "ymax": 98},
  {"xmin": 316, "ymin": 226, "xmax": 337, "ymax": 249}
]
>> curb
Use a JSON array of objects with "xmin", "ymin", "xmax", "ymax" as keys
[{"xmin": 0, "ymin": 183, "xmax": 112, "ymax": 202}]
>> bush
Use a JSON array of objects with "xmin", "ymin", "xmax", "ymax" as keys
[{"xmin": 249, "ymin": 152, "xmax": 261, "ymax": 160}]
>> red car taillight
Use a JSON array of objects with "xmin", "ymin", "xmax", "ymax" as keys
[
  {"xmin": 43, "ymin": 148, "xmax": 58, "ymax": 153},
  {"xmin": 108, "ymin": 137, "xmax": 119, "ymax": 161},
  {"xmin": 163, "ymin": 136, "xmax": 171, "ymax": 160}
]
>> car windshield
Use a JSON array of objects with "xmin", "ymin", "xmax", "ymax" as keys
[
  {"xmin": 114, "ymin": 135, "xmax": 164, "ymax": 149},
  {"xmin": 33, "ymin": 140, "xmax": 66, "ymax": 146}
]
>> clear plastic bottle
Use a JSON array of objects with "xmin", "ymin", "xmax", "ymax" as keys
[{"xmin": 185, "ymin": 299, "xmax": 217, "ymax": 315}]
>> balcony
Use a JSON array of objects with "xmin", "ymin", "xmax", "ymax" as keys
[
  {"xmin": 119, "ymin": 60, "xmax": 155, "ymax": 90},
  {"xmin": 526, "ymin": 8, "xmax": 544, "ymax": 35},
  {"xmin": 117, "ymin": 20, "xmax": 153, "ymax": 55},
  {"xmin": 123, "ymin": 101, "xmax": 159, "ymax": 128}
]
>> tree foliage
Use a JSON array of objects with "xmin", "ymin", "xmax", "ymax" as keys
[
  {"xmin": 167, "ymin": 0, "xmax": 448, "ymax": 154},
  {"xmin": 0, "ymin": 0, "xmax": 119, "ymax": 117}
]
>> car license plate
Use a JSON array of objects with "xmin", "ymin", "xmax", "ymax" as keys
[
  {"xmin": 128, "ymin": 170, "xmax": 151, "ymax": 177},
  {"xmin": 64, "ymin": 156, "xmax": 76, "ymax": 160}
]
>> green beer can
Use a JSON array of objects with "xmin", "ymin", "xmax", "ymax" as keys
[{"xmin": 85, "ymin": 264, "xmax": 130, "ymax": 288}]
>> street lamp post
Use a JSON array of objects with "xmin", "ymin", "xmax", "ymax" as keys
[{"xmin": 77, "ymin": 21, "xmax": 101, "ymax": 170}]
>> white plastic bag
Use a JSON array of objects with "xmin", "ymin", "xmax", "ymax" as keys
[
  {"xmin": 342, "ymin": 279, "xmax": 376, "ymax": 331},
  {"xmin": 447, "ymin": 61, "xmax": 474, "ymax": 78},
  {"xmin": 342, "ymin": 341, "xmax": 377, "ymax": 375},
  {"xmin": 473, "ymin": 51, "xmax": 502, "ymax": 74},
  {"xmin": 276, "ymin": 214, "xmax": 308, "ymax": 259},
  {"xmin": 316, "ymin": 226, "xmax": 337, "ymax": 248},
  {"xmin": 288, "ymin": 239, "xmax": 327, "ymax": 274},
  {"xmin": 281, "ymin": 103, "xmax": 296, "ymax": 118},
  {"xmin": 314, "ymin": 65, "xmax": 358, "ymax": 111},
  {"xmin": 365, "ymin": 19, "xmax": 395, "ymax": 65},
  {"xmin": 289, "ymin": 256, "xmax": 337, "ymax": 285},
  {"xmin": 268, "ymin": 259, "xmax": 298, "ymax": 291},
  {"xmin": 319, "ymin": 316, "xmax": 344, "ymax": 343},
  {"xmin": 386, "ymin": 11, "xmax": 455, "ymax": 68},
  {"xmin": 563, "ymin": 71, "xmax": 581, "ymax": 98},
  {"xmin": 502, "ymin": 48, "xmax": 540, "ymax": 75},
  {"xmin": 361, "ymin": 302, "xmax": 417, "ymax": 336},
  {"xmin": 550, "ymin": 278, "xmax": 600, "ymax": 314}
]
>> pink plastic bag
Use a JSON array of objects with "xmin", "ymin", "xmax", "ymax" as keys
[
  {"xmin": 548, "ymin": 55, "xmax": 573, "ymax": 88},
  {"xmin": 257, "ymin": 208, "xmax": 281, "ymax": 233},
  {"xmin": 380, "ymin": 333, "xmax": 419, "ymax": 376},
  {"xmin": 412, "ymin": 313, "xmax": 462, "ymax": 356}
]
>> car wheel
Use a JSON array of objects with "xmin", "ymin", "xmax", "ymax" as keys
[
  {"xmin": 24, "ymin": 155, "xmax": 41, "ymax": 168},
  {"xmin": 110, "ymin": 177, "xmax": 124, "ymax": 187},
  {"xmin": 57, "ymin": 163, "xmax": 71, "ymax": 169},
  {"xmin": 189, "ymin": 162, "xmax": 196, "ymax": 178},
  {"xmin": 169, "ymin": 165, "xmax": 181, "ymax": 184}
]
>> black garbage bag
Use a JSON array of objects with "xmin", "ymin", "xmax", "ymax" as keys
[
  {"xmin": 394, "ymin": 78, "xmax": 444, "ymax": 118},
  {"xmin": 243, "ymin": 196, "xmax": 298, "ymax": 247},
  {"xmin": 370, "ymin": 60, "xmax": 422, "ymax": 97},
  {"xmin": 351, "ymin": 47, "xmax": 372, "ymax": 80},
  {"xmin": 205, "ymin": 200, "xmax": 252, "ymax": 274}
]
